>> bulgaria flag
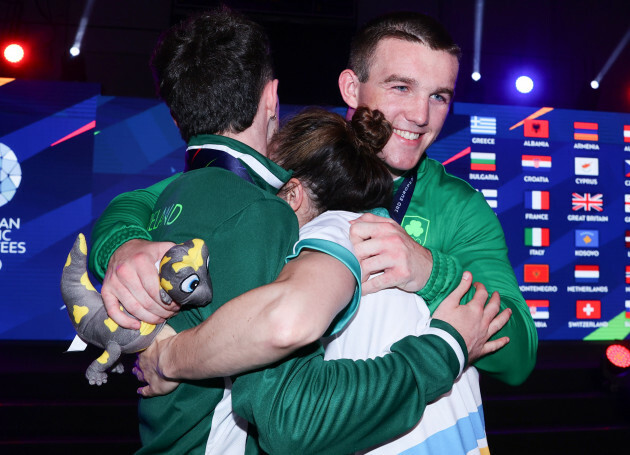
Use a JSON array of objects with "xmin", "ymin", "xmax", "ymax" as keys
[
  {"xmin": 527, "ymin": 300, "xmax": 549, "ymax": 320},
  {"xmin": 574, "ymin": 265, "xmax": 599, "ymax": 283},
  {"xmin": 522, "ymin": 155, "xmax": 552, "ymax": 170},
  {"xmin": 524, "ymin": 227, "xmax": 550, "ymax": 247},
  {"xmin": 525, "ymin": 190, "xmax": 550, "ymax": 210},
  {"xmin": 471, "ymin": 152, "xmax": 496, "ymax": 171}
]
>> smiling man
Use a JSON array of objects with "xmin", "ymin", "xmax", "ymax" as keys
[{"xmin": 341, "ymin": 12, "xmax": 537, "ymax": 388}]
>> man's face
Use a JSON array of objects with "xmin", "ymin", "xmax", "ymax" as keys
[{"xmin": 355, "ymin": 38, "xmax": 459, "ymax": 176}]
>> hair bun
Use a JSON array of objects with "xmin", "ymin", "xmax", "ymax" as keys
[{"xmin": 350, "ymin": 107, "xmax": 392, "ymax": 156}]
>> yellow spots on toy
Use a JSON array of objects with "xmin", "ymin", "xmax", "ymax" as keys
[
  {"xmin": 104, "ymin": 318, "xmax": 119, "ymax": 333},
  {"xmin": 80, "ymin": 272, "xmax": 97, "ymax": 292},
  {"xmin": 174, "ymin": 238, "xmax": 205, "ymax": 273},
  {"xmin": 139, "ymin": 322, "xmax": 157, "ymax": 336},
  {"xmin": 73, "ymin": 305, "xmax": 89, "ymax": 324},
  {"xmin": 160, "ymin": 255, "xmax": 171, "ymax": 270},
  {"xmin": 78, "ymin": 233, "xmax": 88, "ymax": 255},
  {"xmin": 160, "ymin": 278, "xmax": 173, "ymax": 292},
  {"xmin": 119, "ymin": 305, "xmax": 124, "ymax": 312},
  {"xmin": 65, "ymin": 252, "xmax": 72, "ymax": 267},
  {"xmin": 97, "ymin": 350, "xmax": 110, "ymax": 364}
]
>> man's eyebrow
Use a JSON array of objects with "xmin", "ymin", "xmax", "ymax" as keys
[{"xmin": 382, "ymin": 75, "xmax": 418, "ymax": 86}]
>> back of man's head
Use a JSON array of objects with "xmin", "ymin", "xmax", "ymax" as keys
[
  {"xmin": 151, "ymin": 7, "xmax": 274, "ymax": 142},
  {"xmin": 348, "ymin": 11, "xmax": 461, "ymax": 83}
]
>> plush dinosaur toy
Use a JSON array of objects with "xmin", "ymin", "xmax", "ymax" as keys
[{"xmin": 61, "ymin": 233, "xmax": 212, "ymax": 385}]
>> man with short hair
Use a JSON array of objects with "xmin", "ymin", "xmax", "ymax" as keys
[
  {"xmin": 90, "ymin": 8, "xmax": 514, "ymax": 455},
  {"xmin": 339, "ymin": 11, "xmax": 537, "ymax": 387}
]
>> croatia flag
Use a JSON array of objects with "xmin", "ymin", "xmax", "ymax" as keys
[
  {"xmin": 522, "ymin": 155, "xmax": 552, "ymax": 170},
  {"xmin": 527, "ymin": 300, "xmax": 549, "ymax": 320},
  {"xmin": 524, "ymin": 227, "xmax": 550, "ymax": 247},
  {"xmin": 574, "ymin": 265, "xmax": 599, "ymax": 283},
  {"xmin": 574, "ymin": 122, "xmax": 599, "ymax": 141},
  {"xmin": 525, "ymin": 190, "xmax": 550, "ymax": 210}
]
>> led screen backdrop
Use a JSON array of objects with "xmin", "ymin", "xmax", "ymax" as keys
[
  {"xmin": 436, "ymin": 103, "xmax": 630, "ymax": 341},
  {"xmin": 1, "ymin": 80, "xmax": 629, "ymax": 341}
]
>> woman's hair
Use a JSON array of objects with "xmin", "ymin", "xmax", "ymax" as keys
[{"xmin": 269, "ymin": 106, "xmax": 393, "ymax": 215}]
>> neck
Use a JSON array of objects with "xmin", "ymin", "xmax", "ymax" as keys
[{"xmin": 223, "ymin": 127, "xmax": 267, "ymax": 157}]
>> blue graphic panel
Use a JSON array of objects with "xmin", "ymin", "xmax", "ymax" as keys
[{"xmin": 436, "ymin": 103, "xmax": 630, "ymax": 341}]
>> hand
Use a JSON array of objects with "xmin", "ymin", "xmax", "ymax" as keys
[
  {"xmin": 433, "ymin": 272, "xmax": 511, "ymax": 363},
  {"xmin": 102, "ymin": 239, "xmax": 177, "ymax": 329},
  {"xmin": 133, "ymin": 325, "xmax": 181, "ymax": 397},
  {"xmin": 349, "ymin": 213, "xmax": 432, "ymax": 295}
]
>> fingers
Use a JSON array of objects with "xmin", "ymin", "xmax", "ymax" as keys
[
  {"xmin": 478, "ymin": 336, "xmax": 510, "ymax": 358},
  {"xmin": 102, "ymin": 288, "xmax": 141, "ymax": 329}
]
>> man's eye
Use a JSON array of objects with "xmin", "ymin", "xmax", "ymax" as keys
[
  {"xmin": 432, "ymin": 93, "xmax": 449, "ymax": 103},
  {"xmin": 393, "ymin": 86, "xmax": 409, "ymax": 92}
]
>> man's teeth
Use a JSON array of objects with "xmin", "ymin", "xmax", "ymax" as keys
[{"xmin": 394, "ymin": 129, "xmax": 420, "ymax": 140}]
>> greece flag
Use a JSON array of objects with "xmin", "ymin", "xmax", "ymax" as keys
[{"xmin": 470, "ymin": 116, "xmax": 496, "ymax": 135}]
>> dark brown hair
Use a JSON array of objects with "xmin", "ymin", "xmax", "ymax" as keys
[
  {"xmin": 349, "ymin": 11, "xmax": 462, "ymax": 82},
  {"xmin": 150, "ymin": 7, "xmax": 274, "ymax": 142},
  {"xmin": 270, "ymin": 106, "xmax": 393, "ymax": 214}
]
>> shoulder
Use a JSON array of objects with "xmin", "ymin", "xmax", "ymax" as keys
[{"xmin": 421, "ymin": 158, "xmax": 481, "ymax": 203}]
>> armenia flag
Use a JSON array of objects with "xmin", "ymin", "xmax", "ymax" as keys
[
  {"xmin": 522, "ymin": 155, "xmax": 552, "ymax": 170},
  {"xmin": 524, "ymin": 227, "xmax": 550, "ymax": 247},
  {"xmin": 525, "ymin": 190, "xmax": 550, "ymax": 210},
  {"xmin": 527, "ymin": 300, "xmax": 549, "ymax": 320},
  {"xmin": 574, "ymin": 122, "xmax": 599, "ymax": 141},
  {"xmin": 574, "ymin": 265, "xmax": 599, "ymax": 283},
  {"xmin": 471, "ymin": 152, "xmax": 496, "ymax": 171}
]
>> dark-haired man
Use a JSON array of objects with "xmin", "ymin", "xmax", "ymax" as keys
[{"xmin": 88, "ymin": 8, "xmax": 523, "ymax": 455}]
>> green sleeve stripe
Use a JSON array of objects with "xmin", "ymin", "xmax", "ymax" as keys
[{"xmin": 286, "ymin": 238, "xmax": 361, "ymax": 336}]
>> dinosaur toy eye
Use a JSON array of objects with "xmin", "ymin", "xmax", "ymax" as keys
[{"xmin": 180, "ymin": 274, "xmax": 200, "ymax": 293}]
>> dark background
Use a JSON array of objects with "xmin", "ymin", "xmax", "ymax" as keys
[{"xmin": 1, "ymin": 0, "xmax": 629, "ymax": 112}]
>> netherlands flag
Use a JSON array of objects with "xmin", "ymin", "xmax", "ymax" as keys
[
  {"xmin": 522, "ymin": 155, "xmax": 552, "ymax": 170},
  {"xmin": 525, "ymin": 190, "xmax": 550, "ymax": 210},
  {"xmin": 527, "ymin": 300, "xmax": 549, "ymax": 320},
  {"xmin": 574, "ymin": 265, "xmax": 599, "ymax": 283},
  {"xmin": 574, "ymin": 122, "xmax": 599, "ymax": 141}
]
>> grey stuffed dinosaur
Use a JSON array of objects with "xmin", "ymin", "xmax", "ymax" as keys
[{"xmin": 61, "ymin": 233, "xmax": 212, "ymax": 385}]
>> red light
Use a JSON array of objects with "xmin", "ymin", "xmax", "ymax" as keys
[
  {"xmin": 3, "ymin": 44, "xmax": 24, "ymax": 64},
  {"xmin": 606, "ymin": 344, "xmax": 630, "ymax": 369}
]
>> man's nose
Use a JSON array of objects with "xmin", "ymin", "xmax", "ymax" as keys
[{"xmin": 406, "ymin": 97, "xmax": 429, "ymax": 127}]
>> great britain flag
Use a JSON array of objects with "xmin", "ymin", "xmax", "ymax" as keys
[{"xmin": 571, "ymin": 193, "xmax": 603, "ymax": 212}]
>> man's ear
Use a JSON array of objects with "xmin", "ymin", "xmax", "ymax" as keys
[
  {"xmin": 338, "ymin": 69, "xmax": 360, "ymax": 109},
  {"xmin": 263, "ymin": 78, "xmax": 279, "ymax": 118},
  {"xmin": 282, "ymin": 178, "xmax": 305, "ymax": 212}
]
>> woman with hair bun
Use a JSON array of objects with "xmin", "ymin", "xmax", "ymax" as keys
[{"xmin": 136, "ymin": 105, "xmax": 501, "ymax": 455}]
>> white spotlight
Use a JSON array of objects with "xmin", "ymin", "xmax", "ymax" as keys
[
  {"xmin": 69, "ymin": 46, "xmax": 80, "ymax": 57},
  {"xmin": 591, "ymin": 80, "xmax": 600, "ymax": 89},
  {"xmin": 516, "ymin": 76, "xmax": 534, "ymax": 94},
  {"xmin": 471, "ymin": 72, "xmax": 481, "ymax": 81}
]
